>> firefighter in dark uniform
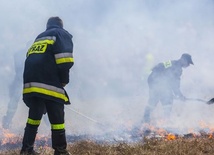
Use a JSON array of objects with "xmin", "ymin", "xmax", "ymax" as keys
[
  {"xmin": 20, "ymin": 17, "xmax": 74, "ymax": 155},
  {"xmin": 142, "ymin": 53, "xmax": 194, "ymax": 124}
]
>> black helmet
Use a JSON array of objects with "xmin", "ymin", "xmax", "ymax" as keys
[
  {"xmin": 46, "ymin": 16, "xmax": 63, "ymax": 29},
  {"xmin": 181, "ymin": 53, "xmax": 194, "ymax": 65}
]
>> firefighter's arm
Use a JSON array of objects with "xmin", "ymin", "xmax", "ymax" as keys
[
  {"xmin": 172, "ymin": 77, "xmax": 186, "ymax": 101},
  {"xmin": 173, "ymin": 89, "xmax": 186, "ymax": 101},
  {"xmin": 54, "ymin": 32, "xmax": 74, "ymax": 85}
]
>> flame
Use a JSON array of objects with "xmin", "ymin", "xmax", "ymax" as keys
[
  {"xmin": 0, "ymin": 128, "xmax": 17, "ymax": 145},
  {"xmin": 166, "ymin": 133, "xmax": 176, "ymax": 140},
  {"xmin": 0, "ymin": 128, "xmax": 50, "ymax": 147}
]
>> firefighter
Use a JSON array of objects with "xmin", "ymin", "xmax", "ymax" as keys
[
  {"xmin": 20, "ymin": 17, "xmax": 74, "ymax": 155},
  {"xmin": 2, "ymin": 41, "xmax": 32, "ymax": 129},
  {"xmin": 142, "ymin": 53, "xmax": 194, "ymax": 124},
  {"xmin": 2, "ymin": 49, "xmax": 25, "ymax": 129},
  {"xmin": 2, "ymin": 41, "xmax": 49, "ymax": 130}
]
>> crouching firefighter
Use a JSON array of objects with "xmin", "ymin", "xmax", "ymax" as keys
[
  {"xmin": 142, "ymin": 53, "xmax": 193, "ymax": 124},
  {"xmin": 20, "ymin": 17, "xmax": 74, "ymax": 155}
]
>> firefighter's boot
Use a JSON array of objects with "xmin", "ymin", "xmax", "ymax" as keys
[
  {"xmin": 20, "ymin": 127, "xmax": 40, "ymax": 155},
  {"xmin": 52, "ymin": 130, "xmax": 71, "ymax": 155}
]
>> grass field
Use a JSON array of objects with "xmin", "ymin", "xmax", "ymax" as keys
[{"xmin": 1, "ymin": 134, "xmax": 214, "ymax": 155}]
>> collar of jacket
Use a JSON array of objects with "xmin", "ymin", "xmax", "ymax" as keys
[{"xmin": 46, "ymin": 25, "xmax": 62, "ymax": 30}]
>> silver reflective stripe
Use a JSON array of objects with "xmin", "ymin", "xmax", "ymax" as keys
[
  {"xmin": 24, "ymin": 82, "xmax": 65, "ymax": 95},
  {"xmin": 35, "ymin": 36, "xmax": 56, "ymax": 42},
  {"xmin": 55, "ymin": 53, "xmax": 73, "ymax": 59}
]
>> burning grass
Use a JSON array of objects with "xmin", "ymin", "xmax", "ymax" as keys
[{"xmin": 1, "ymin": 136, "xmax": 214, "ymax": 155}]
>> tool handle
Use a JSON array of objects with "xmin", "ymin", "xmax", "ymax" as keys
[{"xmin": 186, "ymin": 98, "xmax": 207, "ymax": 103}]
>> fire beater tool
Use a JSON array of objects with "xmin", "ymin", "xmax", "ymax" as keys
[
  {"xmin": 65, "ymin": 106, "xmax": 106, "ymax": 128},
  {"xmin": 186, "ymin": 98, "xmax": 214, "ymax": 105}
]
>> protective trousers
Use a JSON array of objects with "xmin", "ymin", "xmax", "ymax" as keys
[
  {"xmin": 52, "ymin": 129, "xmax": 69, "ymax": 155},
  {"xmin": 143, "ymin": 83, "xmax": 173, "ymax": 123},
  {"xmin": 20, "ymin": 126, "xmax": 40, "ymax": 155},
  {"xmin": 21, "ymin": 97, "xmax": 69, "ymax": 154}
]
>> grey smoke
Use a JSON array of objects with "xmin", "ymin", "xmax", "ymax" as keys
[{"xmin": 0, "ymin": 0, "xmax": 214, "ymax": 138}]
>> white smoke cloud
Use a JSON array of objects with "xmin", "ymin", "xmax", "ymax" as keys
[{"xmin": 0, "ymin": 0, "xmax": 214, "ymax": 139}]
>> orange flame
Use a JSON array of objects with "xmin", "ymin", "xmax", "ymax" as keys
[
  {"xmin": 166, "ymin": 133, "xmax": 176, "ymax": 140},
  {"xmin": 1, "ymin": 128, "xmax": 17, "ymax": 145}
]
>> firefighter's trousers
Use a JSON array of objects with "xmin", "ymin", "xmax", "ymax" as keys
[
  {"xmin": 21, "ymin": 97, "xmax": 68, "ymax": 154},
  {"xmin": 143, "ymin": 83, "xmax": 173, "ymax": 123}
]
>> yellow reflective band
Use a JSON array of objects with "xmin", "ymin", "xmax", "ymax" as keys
[
  {"xmin": 27, "ymin": 43, "xmax": 47, "ymax": 56},
  {"xmin": 23, "ymin": 87, "xmax": 68, "ymax": 102},
  {"xmin": 56, "ymin": 57, "xmax": 74, "ymax": 64},
  {"xmin": 34, "ymin": 39, "xmax": 55, "ymax": 45},
  {"xmin": 27, "ymin": 39, "xmax": 55, "ymax": 56},
  {"xmin": 51, "ymin": 124, "xmax": 65, "ymax": 130},
  {"xmin": 27, "ymin": 118, "xmax": 41, "ymax": 125},
  {"xmin": 163, "ymin": 60, "xmax": 172, "ymax": 68}
]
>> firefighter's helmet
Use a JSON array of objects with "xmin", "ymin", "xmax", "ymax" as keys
[{"xmin": 181, "ymin": 53, "xmax": 194, "ymax": 65}]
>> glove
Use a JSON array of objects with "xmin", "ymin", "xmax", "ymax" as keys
[{"xmin": 62, "ymin": 83, "xmax": 67, "ymax": 87}]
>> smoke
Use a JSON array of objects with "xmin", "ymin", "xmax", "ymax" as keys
[{"xmin": 0, "ymin": 0, "xmax": 214, "ymax": 139}]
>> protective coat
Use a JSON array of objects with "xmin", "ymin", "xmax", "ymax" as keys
[
  {"xmin": 148, "ymin": 60, "xmax": 184, "ymax": 99},
  {"xmin": 23, "ymin": 25, "xmax": 74, "ymax": 104}
]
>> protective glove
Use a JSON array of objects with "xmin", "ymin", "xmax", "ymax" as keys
[{"xmin": 62, "ymin": 83, "xmax": 67, "ymax": 87}]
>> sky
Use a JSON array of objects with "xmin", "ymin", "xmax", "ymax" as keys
[{"xmin": 0, "ymin": 0, "xmax": 214, "ymax": 139}]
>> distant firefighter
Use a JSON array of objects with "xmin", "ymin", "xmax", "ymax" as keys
[
  {"xmin": 2, "ymin": 41, "xmax": 49, "ymax": 130},
  {"xmin": 142, "ymin": 53, "xmax": 194, "ymax": 124},
  {"xmin": 2, "ymin": 44, "xmax": 28, "ymax": 129}
]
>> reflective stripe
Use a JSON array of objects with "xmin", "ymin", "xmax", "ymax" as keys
[
  {"xmin": 55, "ymin": 53, "xmax": 74, "ymax": 64},
  {"xmin": 51, "ymin": 123, "xmax": 65, "ymax": 130},
  {"xmin": 23, "ymin": 82, "xmax": 68, "ymax": 102},
  {"xmin": 56, "ymin": 57, "xmax": 74, "ymax": 64},
  {"xmin": 23, "ymin": 87, "xmax": 68, "ymax": 101},
  {"xmin": 55, "ymin": 53, "xmax": 73, "ymax": 59},
  {"xmin": 27, "ymin": 36, "xmax": 56, "ymax": 56},
  {"xmin": 27, "ymin": 118, "xmax": 41, "ymax": 125},
  {"xmin": 35, "ymin": 36, "xmax": 56, "ymax": 43},
  {"xmin": 24, "ymin": 82, "xmax": 65, "ymax": 94},
  {"xmin": 163, "ymin": 60, "xmax": 172, "ymax": 68}
]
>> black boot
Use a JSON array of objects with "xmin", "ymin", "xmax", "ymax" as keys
[
  {"xmin": 20, "ymin": 127, "xmax": 40, "ymax": 155},
  {"xmin": 52, "ymin": 130, "xmax": 71, "ymax": 155},
  {"xmin": 20, "ymin": 150, "xmax": 40, "ymax": 155}
]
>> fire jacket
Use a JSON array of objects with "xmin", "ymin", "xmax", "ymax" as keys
[
  {"xmin": 147, "ymin": 60, "xmax": 184, "ymax": 98},
  {"xmin": 23, "ymin": 25, "xmax": 74, "ymax": 104}
]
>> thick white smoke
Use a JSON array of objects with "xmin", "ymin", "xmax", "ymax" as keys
[{"xmin": 0, "ymin": 0, "xmax": 214, "ymax": 139}]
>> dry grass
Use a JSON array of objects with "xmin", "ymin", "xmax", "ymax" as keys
[{"xmin": 1, "ymin": 137, "xmax": 214, "ymax": 155}]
